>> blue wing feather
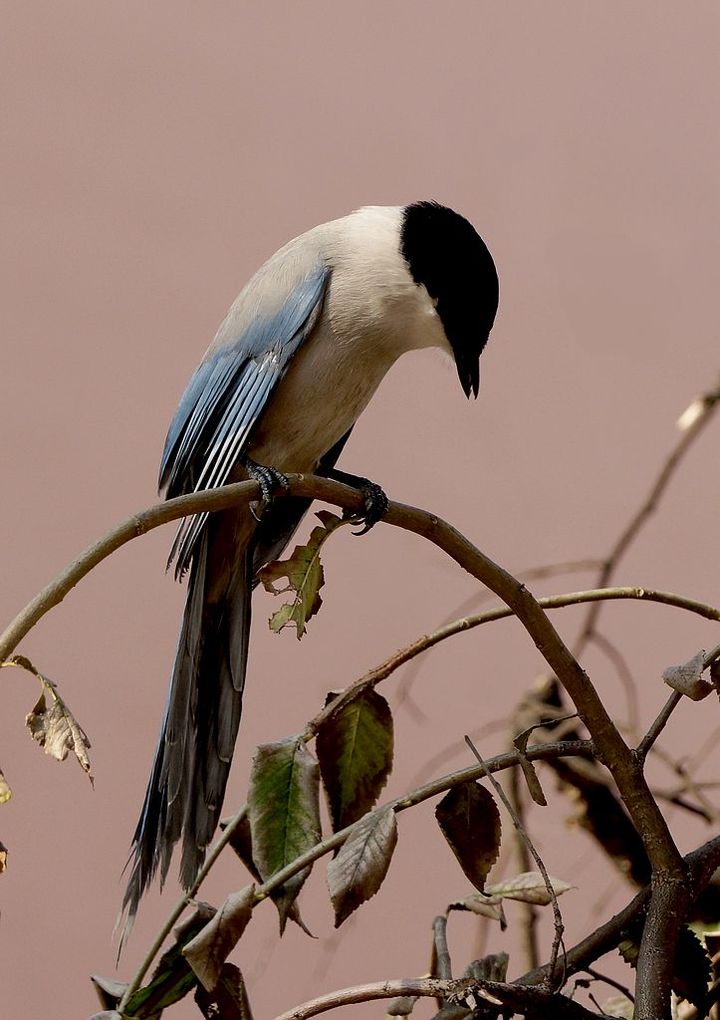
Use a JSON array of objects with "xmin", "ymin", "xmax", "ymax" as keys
[{"xmin": 160, "ymin": 263, "xmax": 330, "ymax": 577}]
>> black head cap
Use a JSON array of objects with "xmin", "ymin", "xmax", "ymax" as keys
[{"xmin": 400, "ymin": 201, "xmax": 499, "ymax": 398}]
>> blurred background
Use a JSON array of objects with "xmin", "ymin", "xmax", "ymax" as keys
[{"xmin": 1, "ymin": 3, "xmax": 719, "ymax": 1016}]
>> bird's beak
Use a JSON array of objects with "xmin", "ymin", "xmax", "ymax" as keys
[{"xmin": 455, "ymin": 346, "xmax": 481, "ymax": 400}]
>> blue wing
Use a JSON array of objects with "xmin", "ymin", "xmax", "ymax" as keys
[{"xmin": 160, "ymin": 262, "xmax": 330, "ymax": 577}]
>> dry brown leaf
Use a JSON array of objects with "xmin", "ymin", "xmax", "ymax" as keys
[
  {"xmin": 26, "ymin": 680, "xmax": 93, "ymax": 783},
  {"xmin": 184, "ymin": 885, "xmax": 255, "ymax": 991},
  {"xmin": 663, "ymin": 651, "xmax": 712, "ymax": 701},
  {"xmin": 0, "ymin": 766, "xmax": 11, "ymax": 804}
]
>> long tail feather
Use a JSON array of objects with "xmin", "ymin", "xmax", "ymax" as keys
[{"xmin": 122, "ymin": 521, "xmax": 251, "ymax": 928}]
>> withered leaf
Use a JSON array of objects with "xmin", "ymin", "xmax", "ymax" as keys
[
  {"xmin": 464, "ymin": 952, "xmax": 509, "ymax": 983},
  {"xmin": 601, "ymin": 995, "xmax": 634, "ymax": 1019},
  {"xmin": 448, "ymin": 893, "xmax": 506, "ymax": 927},
  {"xmin": 485, "ymin": 871, "xmax": 574, "ymax": 906},
  {"xmin": 194, "ymin": 962, "xmax": 253, "ymax": 1019},
  {"xmin": 258, "ymin": 510, "xmax": 347, "ymax": 638},
  {"xmin": 435, "ymin": 781, "xmax": 501, "ymax": 892},
  {"xmin": 663, "ymin": 650, "xmax": 712, "ymax": 701},
  {"xmin": 512, "ymin": 730, "xmax": 547, "ymax": 806},
  {"xmin": 19, "ymin": 661, "xmax": 93, "ymax": 782},
  {"xmin": 0, "ymin": 766, "xmax": 11, "ymax": 804},
  {"xmin": 0, "ymin": 841, "xmax": 7, "ymax": 874},
  {"xmin": 184, "ymin": 886, "xmax": 255, "ymax": 991},
  {"xmin": 386, "ymin": 995, "xmax": 418, "ymax": 1016},
  {"xmin": 123, "ymin": 904, "xmax": 215, "ymax": 1016},
  {"xmin": 328, "ymin": 806, "xmax": 397, "ymax": 927},
  {"xmin": 317, "ymin": 688, "xmax": 394, "ymax": 833},
  {"xmin": 90, "ymin": 974, "xmax": 129, "ymax": 1010},
  {"xmin": 248, "ymin": 738, "xmax": 320, "ymax": 932}
]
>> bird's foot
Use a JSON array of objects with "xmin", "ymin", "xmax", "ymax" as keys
[
  {"xmin": 351, "ymin": 480, "xmax": 389, "ymax": 535},
  {"xmin": 326, "ymin": 468, "xmax": 389, "ymax": 535},
  {"xmin": 245, "ymin": 458, "xmax": 289, "ymax": 521}
]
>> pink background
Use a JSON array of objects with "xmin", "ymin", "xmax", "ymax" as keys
[{"xmin": 1, "ymin": 3, "xmax": 719, "ymax": 1017}]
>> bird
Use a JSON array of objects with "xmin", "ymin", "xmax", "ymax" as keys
[{"xmin": 123, "ymin": 200, "xmax": 499, "ymax": 921}]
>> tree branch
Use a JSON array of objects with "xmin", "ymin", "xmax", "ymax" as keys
[
  {"xmin": 0, "ymin": 474, "xmax": 694, "ymax": 1016},
  {"xmin": 575, "ymin": 377, "xmax": 720, "ymax": 654},
  {"xmin": 272, "ymin": 976, "xmax": 602, "ymax": 1020}
]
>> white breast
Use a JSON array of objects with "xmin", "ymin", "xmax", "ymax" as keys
[{"xmin": 246, "ymin": 206, "xmax": 451, "ymax": 472}]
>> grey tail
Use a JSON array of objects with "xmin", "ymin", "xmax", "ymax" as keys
[{"xmin": 121, "ymin": 526, "xmax": 252, "ymax": 929}]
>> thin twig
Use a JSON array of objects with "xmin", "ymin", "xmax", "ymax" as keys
[
  {"xmin": 636, "ymin": 692, "xmax": 683, "ymax": 760},
  {"xmin": 395, "ymin": 558, "xmax": 604, "ymax": 708},
  {"xmin": 117, "ymin": 806, "xmax": 248, "ymax": 1008},
  {"xmin": 464, "ymin": 737, "xmax": 566, "ymax": 986},
  {"xmin": 583, "ymin": 966, "xmax": 635, "ymax": 1002},
  {"xmin": 304, "ymin": 585, "xmax": 720, "ymax": 742},
  {"xmin": 575, "ymin": 378, "xmax": 720, "ymax": 656},
  {"xmin": 520, "ymin": 834, "xmax": 720, "ymax": 990},
  {"xmin": 432, "ymin": 915, "xmax": 453, "ymax": 980},
  {"xmin": 509, "ymin": 762, "xmax": 540, "ymax": 971},
  {"xmin": 636, "ymin": 644, "xmax": 720, "ymax": 761},
  {"xmin": 588, "ymin": 632, "xmax": 639, "ymax": 733}
]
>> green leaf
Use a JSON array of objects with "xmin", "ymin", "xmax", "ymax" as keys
[
  {"xmin": 327, "ymin": 806, "xmax": 397, "ymax": 927},
  {"xmin": 194, "ymin": 963, "xmax": 253, "ymax": 1019},
  {"xmin": 221, "ymin": 814, "xmax": 314, "ymax": 936},
  {"xmin": 124, "ymin": 904, "xmax": 215, "ymax": 1017},
  {"xmin": 248, "ymin": 738, "xmax": 321, "ymax": 931},
  {"xmin": 317, "ymin": 689, "xmax": 394, "ymax": 833},
  {"xmin": 258, "ymin": 510, "xmax": 348, "ymax": 638},
  {"xmin": 435, "ymin": 782, "xmax": 501, "ymax": 893},
  {"xmin": 184, "ymin": 886, "xmax": 256, "ymax": 992}
]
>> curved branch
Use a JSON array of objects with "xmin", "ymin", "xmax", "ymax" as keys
[
  {"xmin": 272, "ymin": 976, "xmax": 600, "ymax": 1020},
  {"xmin": 306, "ymin": 585, "xmax": 719, "ymax": 738},
  {"xmin": 0, "ymin": 474, "xmax": 690, "ymax": 1016}
]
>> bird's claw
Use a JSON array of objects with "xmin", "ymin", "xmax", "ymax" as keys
[
  {"xmin": 349, "ymin": 481, "xmax": 389, "ymax": 535},
  {"xmin": 245, "ymin": 459, "xmax": 289, "ymax": 520}
]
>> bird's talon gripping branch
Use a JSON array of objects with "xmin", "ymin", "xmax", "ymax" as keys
[
  {"xmin": 351, "ymin": 481, "xmax": 389, "ymax": 535},
  {"xmin": 245, "ymin": 458, "xmax": 289, "ymax": 519}
]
